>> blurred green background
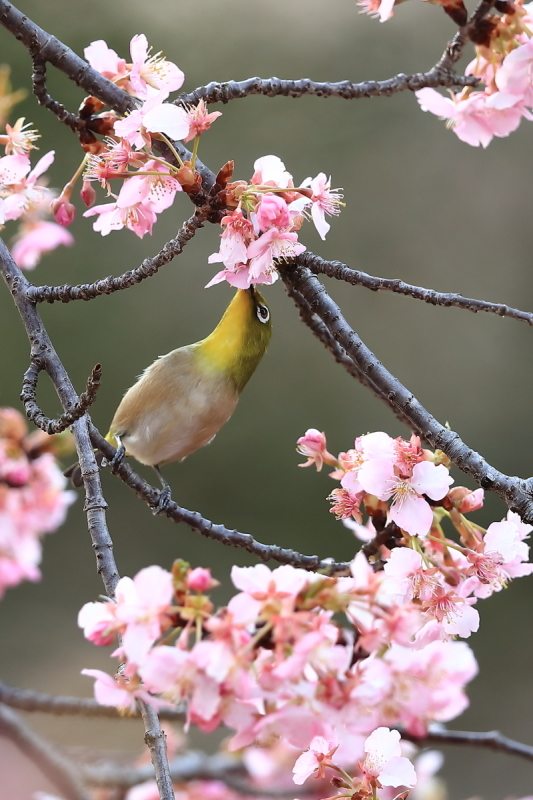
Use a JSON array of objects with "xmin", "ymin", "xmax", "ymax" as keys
[{"xmin": 1, "ymin": 0, "xmax": 533, "ymax": 797}]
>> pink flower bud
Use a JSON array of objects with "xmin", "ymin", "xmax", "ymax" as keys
[
  {"xmin": 448, "ymin": 486, "xmax": 484, "ymax": 513},
  {"xmin": 186, "ymin": 567, "xmax": 218, "ymax": 592},
  {"xmin": 80, "ymin": 180, "xmax": 96, "ymax": 207},
  {"xmin": 51, "ymin": 196, "xmax": 76, "ymax": 226}
]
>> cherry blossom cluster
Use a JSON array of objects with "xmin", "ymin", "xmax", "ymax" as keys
[
  {"xmin": 44, "ymin": 34, "xmax": 221, "ymax": 239},
  {"xmin": 0, "ymin": 408, "xmax": 75, "ymax": 597},
  {"xmin": 298, "ymin": 428, "xmax": 533, "ymax": 635},
  {"xmin": 206, "ymin": 155, "xmax": 343, "ymax": 289},
  {"xmin": 418, "ymin": 0, "xmax": 533, "ymax": 147},
  {"xmin": 358, "ymin": 0, "xmax": 533, "ymax": 148},
  {"xmin": 80, "ymin": 554, "xmax": 476, "ymax": 795},
  {"xmin": 47, "ymin": 37, "xmax": 343, "ymax": 284},
  {"xmin": 0, "ymin": 70, "xmax": 73, "ymax": 268}
]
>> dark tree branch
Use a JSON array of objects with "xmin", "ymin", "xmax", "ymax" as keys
[
  {"xmin": 0, "ymin": 703, "xmax": 91, "ymax": 800},
  {"xmin": 0, "ymin": 682, "xmax": 184, "ymax": 720},
  {"xmin": 177, "ymin": 0, "xmax": 499, "ymax": 110},
  {"xmin": 300, "ymin": 251, "xmax": 533, "ymax": 326},
  {"xmin": 406, "ymin": 727, "xmax": 533, "ymax": 762},
  {"xmin": 281, "ymin": 260, "xmax": 533, "ymax": 522},
  {"xmin": 177, "ymin": 70, "xmax": 478, "ymax": 108},
  {"xmin": 20, "ymin": 360, "xmax": 101, "ymax": 434},
  {"xmin": 0, "ymin": 1, "xmax": 217, "ymax": 191},
  {"xmin": 26, "ymin": 209, "xmax": 208, "ymax": 304},
  {"xmin": 31, "ymin": 55, "xmax": 82, "ymax": 131},
  {"xmin": 82, "ymin": 750, "xmax": 301, "ymax": 796},
  {"xmin": 282, "ymin": 277, "xmax": 417, "ymax": 433},
  {"xmin": 89, "ymin": 425, "xmax": 352, "ymax": 575},
  {"xmin": 0, "ymin": 238, "xmax": 175, "ymax": 800}
]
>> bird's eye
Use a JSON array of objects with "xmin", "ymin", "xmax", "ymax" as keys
[{"xmin": 256, "ymin": 304, "xmax": 270, "ymax": 323}]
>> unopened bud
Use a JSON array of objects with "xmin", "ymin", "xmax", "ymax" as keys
[
  {"xmin": 80, "ymin": 180, "xmax": 96, "ymax": 208},
  {"xmin": 186, "ymin": 567, "xmax": 219, "ymax": 593},
  {"xmin": 51, "ymin": 197, "xmax": 76, "ymax": 227}
]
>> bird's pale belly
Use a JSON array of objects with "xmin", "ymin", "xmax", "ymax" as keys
[{"xmin": 120, "ymin": 380, "xmax": 239, "ymax": 467}]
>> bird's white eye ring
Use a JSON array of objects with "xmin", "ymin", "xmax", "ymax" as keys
[{"xmin": 256, "ymin": 304, "xmax": 270, "ymax": 323}]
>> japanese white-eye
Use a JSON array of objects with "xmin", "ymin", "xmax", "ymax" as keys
[{"xmin": 66, "ymin": 286, "xmax": 272, "ymax": 509}]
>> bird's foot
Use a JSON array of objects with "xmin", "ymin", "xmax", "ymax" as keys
[
  {"xmin": 151, "ymin": 485, "xmax": 172, "ymax": 515},
  {"xmin": 103, "ymin": 439, "xmax": 126, "ymax": 472}
]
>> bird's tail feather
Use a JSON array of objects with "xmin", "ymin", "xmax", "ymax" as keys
[{"xmin": 63, "ymin": 451, "xmax": 105, "ymax": 488}]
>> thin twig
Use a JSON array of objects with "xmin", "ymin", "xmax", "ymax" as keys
[
  {"xmin": 300, "ymin": 251, "xmax": 533, "ymax": 326},
  {"xmin": 31, "ymin": 55, "xmax": 82, "ymax": 131},
  {"xmin": 0, "ymin": 683, "xmax": 184, "ymax": 720},
  {"xmin": 406, "ymin": 727, "xmax": 533, "ymax": 762},
  {"xmin": 20, "ymin": 361, "xmax": 102, "ymax": 434},
  {"xmin": 176, "ymin": 70, "xmax": 478, "ymax": 108},
  {"xmin": 88, "ymin": 425, "xmax": 352, "ymax": 575},
  {"xmin": 280, "ymin": 260, "xmax": 533, "ymax": 522},
  {"xmin": 26, "ymin": 209, "xmax": 208, "ymax": 304},
  {"xmin": 0, "ymin": 703, "xmax": 91, "ymax": 800},
  {"xmin": 281, "ymin": 278, "xmax": 417, "ymax": 432},
  {"xmin": 0, "ymin": 237, "xmax": 175, "ymax": 800},
  {"xmin": 0, "ymin": 1, "xmax": 217, "ymax": 191},
  {"xmin": 82, "ymin": 750, "xmax": 300, "ymax": 796}
]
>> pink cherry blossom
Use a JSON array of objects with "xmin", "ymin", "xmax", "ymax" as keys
[
  {"xmin": 296, "ymin": 429, "xmax": 336, "ymax": 471},
  {"xmin": 228, "ymin": 563, "xmax": 309, "ymax": 624},
  {"xmin": 358, "ymin": 0, "xmax": 396, "ymax": 21},
  {"xmin": 121, "ymin": 159, "xmax": 181, "ymax": 212},
  {"xmin": 254, "ymin": 193, "xmax": 291, "ymax": 233},
  {"xmin": 292, "ymin": 735, "xmax": 339, "ymax": 784},
  {"xmin": 83, "ymin": 182, "xmax": 158, "ymax": 239},
  {"xmin": 11, "ymin": 221, "xmax": 74, "ymax": 269},
  {"xmin": 0, "ymin": 153, "xmax": 31, "ymax": 185},
  {"xmin": 361, "ymin": 727, "xmax": 417, "ymax": 788},
  {"xmin": 251, "ymin": 155, "xmax": 293, "ymax": 188},
  {"xmin": 415, "ymin": 87, "xmax": 527, "ymax": 148},
  {"xmin": 298, "ymin": 173, "xmax": 343, "ymax": 240},
  {"xmin": 246, "ymin": 228, "xmax": 305, "ymax": 282},
  {"xmin": 208, "ymin": 209, "xmax": 254, "ymax": 271},
  {"xmin": 183, "ymin": 98, "xmax": 222, "ymax": 142},
  {"xmin": 84, "ymin": 40, "xmax": 127, "ymax": 81},
  {"xmin": 384, "ymin": 548, "xmax": 438, "ymax": 603},
  {"xmin": 129, "ymin": 34, "xmax": 185, "ymax": 99},
  {"xmin": 0, "ymin": 118, "xmax": 39, "ymax": 156},
  {"xmin": 81, "ymin": 668, "xmax": 154, "ymax": 712},
  {"xmin": 358, "ymin": 459, "xmax": 453, "ymax": 537},
  {"xmin": 340, "ymin": 431, "xmax": 396, "ymax": 495},
  {"xmin": 495, "ymin": 38, "xmax": 533, "ymax": 106},
  {"xmin": 114, "ymin": 93, "xmax": 190, "ymax": 149}
]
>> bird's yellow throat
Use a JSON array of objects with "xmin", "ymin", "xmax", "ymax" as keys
[{"xmin": 197, "ymin": 288, "xmax": 272, "ymax": 392}]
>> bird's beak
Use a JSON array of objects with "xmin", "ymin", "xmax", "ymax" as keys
[{"xmin": 248, "ymin": 285, "xmax": 255, "ymax": 299}]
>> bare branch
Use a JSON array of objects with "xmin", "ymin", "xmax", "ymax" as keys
[
  {"xmin": 405, "ymin": 726, "xmax": 533, "ymax": 762},
  {"xmin": 282, "ymin": 277, "xmax": 417, "ymax": 432},
  {"xmin": 0, "ymin": 238, "xmax": 175, "ymax": 800},
  {"xmin": 31, "ymin": 55, "xmax": 82, "ymax": 131},
  {"xmin": 0, "ymin": 703, "xmax": 91, "ymax": 800},
  {"xmin": 281, "ymin": 259, "xmax": 533, "ymax": 522},
  {"xmin": 0, "ymin": 1, "xmax": 217, "ymax": 191},
  {"xmin": 26, "ymin": 209, "xmax": 209, "ymax": 304},
  {"xmin": 177, "ymin": 70, "xmax": 477, "ymax": 108},
  {"xmin": 0, "ymin": 682, "xmax": 184, "ymax": 721},
  {"xmin": 300, "ymin": 251, "xmax": 533, "ymax": 326},
  {"xmin": 88, "ymin": 425, "xmax": 351, "ymax": 575},
  {"xmin": 20, "ymin": 360, "xmax": 101, "ymax": 434},
  {"xmin": 82, "ymin": 750, "xmax": 301, "ymax": 796}
]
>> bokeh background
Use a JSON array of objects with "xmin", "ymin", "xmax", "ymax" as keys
[{"xmin": 1, "ymin": 0, "xmax": 533, "ymax": 797}]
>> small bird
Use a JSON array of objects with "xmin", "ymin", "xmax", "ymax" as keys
[{"xmin": 65, "ymin": 286, "xmax": 272, "ymax": 511}]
